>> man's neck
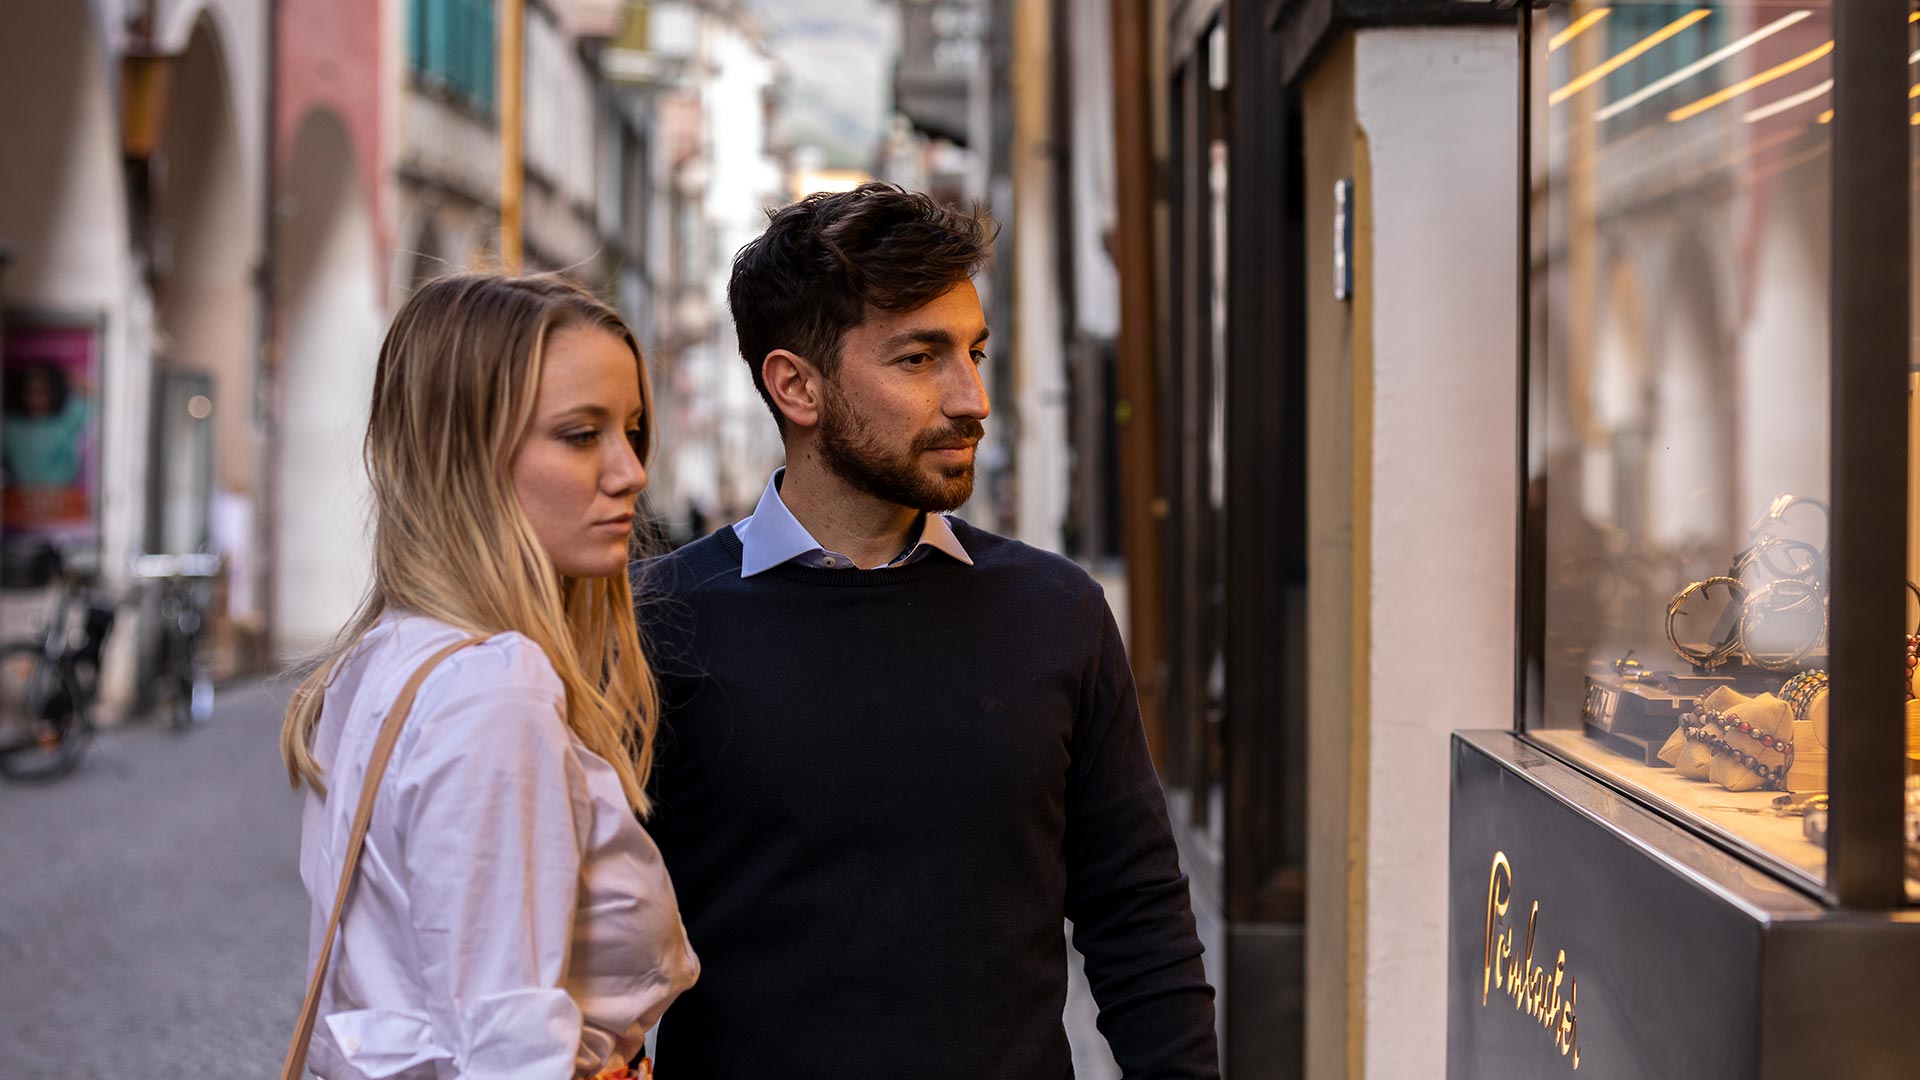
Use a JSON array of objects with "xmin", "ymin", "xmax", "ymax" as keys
[{"xmin": 777, "ymin": 451, "xmax": 922, "ymax": 569}]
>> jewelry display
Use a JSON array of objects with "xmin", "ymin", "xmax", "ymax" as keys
[
  {"xmin": 1905, "ymin": 581, "xmax": 1918, "ymax": 701},
  {"xmin": 1730, "ymin": 536, "xmax": 1826, "ymax": 593},
  {"xmin": 1907, "ymin": 634, "xmax": 1917, "ymax": 703},
  {"xmin": 1804, "ymin": 800, "xmax": 1829, "ymax": 847},
  {"xmin": 1908, "ymin": 776, "xmax": 1920, "ymax": 885},
  {"xmin": 1780, "ymin": 670, "xmax": 1830, "ymax": 722},
  {"xmin": 1571, "ymin": 489, "xmax": 1920, "ymax": 872},
  {"xmin": 1770, "ymin": 791, "xmax": 1826, "ymax": 816},
  {"xmin": 1582, "ymin": 653, "xmax": 1736, "ymax": 764},
  {"xmin": 1665, "ymin": 576, "xmax": 1748, "ymax": 670},
  {"xmin": 1675, "ymin": 708, "xmax": 1794, "ymax": 790},
  {"xmin": 1747, "ymin": 494, "xmax": 1830, "ymax": 561},
  {"xmin": 1656, "ymin": 687, "xmax": 1796, "ymax": 793},
  {"xmin": 1658, "ymin": 497, "xmax": 1850, "ymax": 675},
  {"xmin": 1738, "ymin": 578, "xmax": 1827, "ymax": 672}
]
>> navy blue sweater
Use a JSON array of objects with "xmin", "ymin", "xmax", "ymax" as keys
[{"xmin": 635, "ymin": 520, "xmax": 1218, "ymax": 1079}]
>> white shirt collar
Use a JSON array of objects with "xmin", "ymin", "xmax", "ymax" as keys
[{"xmin": 732, "ymin": 468, "xmax": 973, "ymax": 577}]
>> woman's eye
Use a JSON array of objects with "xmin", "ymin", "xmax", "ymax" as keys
[
  {"xmin": 565, "ymin": 429, "xmax": 598, "ymax": 447},
  {"xmin": 626, "ymin": 429, "xmax": 646, "ymax": 452}
]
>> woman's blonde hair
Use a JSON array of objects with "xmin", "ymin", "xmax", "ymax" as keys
[{"xmin": 279, "ymin": 272, "xmax": 661, "ymax": 814}]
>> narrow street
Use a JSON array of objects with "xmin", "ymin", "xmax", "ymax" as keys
[
  {"xmin": 0, "ymin": 679, "xmax": 1121, "ymax": 1079},
  {"xmin": 0, "ymin": 681, "xmax": 306, "ymax": 1077}
]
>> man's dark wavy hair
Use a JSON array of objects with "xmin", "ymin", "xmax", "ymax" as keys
[{"xmin": 727, "ymin": 182, "xmax": 994, "ymax": 427}]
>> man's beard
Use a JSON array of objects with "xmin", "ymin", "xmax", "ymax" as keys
[{"xmin": 817, "ymin": 388, "xmax": 983, "ymax": 513}]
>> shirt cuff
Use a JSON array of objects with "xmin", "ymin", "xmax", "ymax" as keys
[
  {"xmin": 322, "ymin": 1008, "xmax": 449, "ymax": 1078},
  {"xmin": 458, "ymin": 987, "xmax": 585, "ymax": 1078}
]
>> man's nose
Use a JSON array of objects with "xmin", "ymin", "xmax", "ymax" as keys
[{"xmin": 946, "ymin": 357, "xmax": 991, "ymax": 420}]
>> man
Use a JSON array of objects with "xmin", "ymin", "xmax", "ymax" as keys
[{"xmin": 637, "ymin": 183, "xmax": 1218, "ymax": 1078}]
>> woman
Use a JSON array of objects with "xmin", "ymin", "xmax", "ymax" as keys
[{"xmin": 279, "ymin": 273, "xmax": 697, "ymax": 1079}]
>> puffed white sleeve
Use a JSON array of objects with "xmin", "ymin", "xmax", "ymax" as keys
[{"xmin": 391, "ymin": 636, "xmax": 592, "ymax": 1079}]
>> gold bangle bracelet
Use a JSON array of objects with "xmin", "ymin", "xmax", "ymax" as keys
[{"xmin": 1667, "ymin": 576, "xmax": 1747, "ymax": 670}]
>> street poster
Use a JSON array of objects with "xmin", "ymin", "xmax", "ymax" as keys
[{"xmin": 2, "ymin": 315, "xmax": 102, "ymax": 552}]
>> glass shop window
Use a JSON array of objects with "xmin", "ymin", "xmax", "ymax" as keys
[
  {"xmin": 1908, "ymin": 0, "xmax": 1920, "ymax": 903},
  {"xmin": 1528, "ymin": 2, "xmax": 1839, "ymax": 889}
]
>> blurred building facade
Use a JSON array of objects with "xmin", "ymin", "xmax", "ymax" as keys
[
  {"xmin": 1, "ymin": 0, "xmax": 274, "ymax": 695},
  {"xmin": 622, "ymin": 1, "xmax": 788, "ymax": 535},
  {"xmin": 0, "ymin": 0, "xmax": 794, "ymax": 682}
]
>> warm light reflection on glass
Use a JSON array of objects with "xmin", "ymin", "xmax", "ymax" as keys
[
  {"xmin": 1666, "ymin": 40, "xmax": 1833, "ymax": 123},
  {"xmin": 1817, "ymin": 108, "xmax": 1834, "ymax": 124},
  {"xmin": 1551, "ymin": 8, "xmax": 1712, "ymax": 107},
  {"xmin": 1744, "ymin": 78, "xmax": 1831, "ymax": 123},
  {"xmin": 1549, "ymin": 8, "xmax": 1613, "ymax": 54},
  {"xmin": 1596, "ymin": 11, "xmax": 1811, "ymax": 122}
]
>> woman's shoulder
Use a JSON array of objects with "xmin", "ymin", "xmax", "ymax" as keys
[
  {"xmin": 368, "ymin": 616, "xmax": 578, "ymax": 792},
  {"xmin": 371, "ymin": 613, "xmax": 567, "ymax": 731}
]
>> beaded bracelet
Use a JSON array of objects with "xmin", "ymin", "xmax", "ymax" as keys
[
  {"xmin": 1679, "ymin": 707, "xmax": 1795, "ymax": 791},
  {"xmin": 1780, "ymin": 670, "xmax": 1830, "ymax": 722}
]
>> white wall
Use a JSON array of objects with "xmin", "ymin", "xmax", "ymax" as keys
[
  {"xmin": 1354, "ymin": 27, "xmax": 1518, "ymax": 1077},
  {"xmin": 1303, "ymin": 26, "xmax": 1519, "ymax": 1079},
  {"xmin": 1008, "ymin": 0, "xmax": 1068, "ymax": 552},
  {"xmin": 275, "ymin": 115, "xmax": 381, "ymax": 653},
  {"xmin": 697, "ymin": 15, "xmax": 786, "ymax": 514}
]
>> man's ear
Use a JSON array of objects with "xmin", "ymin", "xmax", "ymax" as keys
[{"xmin": 763, "ymin": 349, "xmax": 824, "ymax": 430}]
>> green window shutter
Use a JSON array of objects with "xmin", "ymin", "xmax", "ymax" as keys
[
  {"xmin": 408, "ymin": 0, "xmax": 427, "ymax": 73},
  {"xmin": 426, "ymin": 0, "xmax": 450, "ymax": 84},
  {"xmin": 462, "ymin": 0, "xmax": 480, "ymax": 107},
  {"xmin": 453, "ymin": 0, "xmax": 471, "ymax": 97},
  {"xmin": 478, "ymin": 0, "xmax": 496, "ymax": 113}
]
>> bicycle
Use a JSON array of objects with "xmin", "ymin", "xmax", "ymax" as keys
[
  {"xmin": 0, "ymin": 554, "xmax": 116, "ymax": 782},
  {"xmin": 130, "ymin": 552, "xmax": 219, "ymax": 730}
]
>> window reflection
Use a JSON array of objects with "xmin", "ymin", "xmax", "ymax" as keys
[{"xmin": 1530, "ymin": 2, "xmax": 1838, "ymax": 888}]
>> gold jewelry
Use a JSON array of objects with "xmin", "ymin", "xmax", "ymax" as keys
[{"xmin": 1667, "ymin": 576, "xmax": 1747, "ymax": 669}]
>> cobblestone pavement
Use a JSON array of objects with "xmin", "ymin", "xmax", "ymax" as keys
[{"xmin": 0, "ymin": 678, "xmax": 1123, "ymax": 1079}]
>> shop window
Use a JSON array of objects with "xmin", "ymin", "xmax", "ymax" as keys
[
  {"xmin": 1908, "ymin": 0, "xmax": 1920, "ymax": 902},
  {"xmin": 1529, "ymin": 1, "xmax": 1843, "ymax": 889}
]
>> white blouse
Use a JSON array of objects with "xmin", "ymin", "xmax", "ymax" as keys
[{"xmin": 297, "ymin": 612, "xmax": 698, "ymax": 1080}]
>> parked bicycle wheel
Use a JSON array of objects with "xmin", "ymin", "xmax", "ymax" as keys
[{"xmin": 0, "ymin": 643, "xmax": 91, "ymax": 782}]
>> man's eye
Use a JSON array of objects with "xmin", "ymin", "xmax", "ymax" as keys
[
  {"xmin": 899, "ymin": 353, "xmax": 933, "ymax": 367},
  {"xmin": 970, "ymin": 350, "xmax": 988, "ymax": 365}
]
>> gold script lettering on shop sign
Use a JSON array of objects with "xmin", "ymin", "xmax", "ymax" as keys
[{"xmin": 1482, "ymin": 851, "xmax": 1581, "ymax": 1068}]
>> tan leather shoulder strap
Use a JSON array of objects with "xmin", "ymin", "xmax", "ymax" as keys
[{"xmin": 279, "ymin": 634, "xmax": 492, "ymax": 1080}]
